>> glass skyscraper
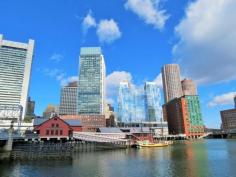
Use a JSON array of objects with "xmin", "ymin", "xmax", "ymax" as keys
[
  {"xmin": 144, "ymin": 82, "xmax": 162, "ymax": 121},
  {"xmin": 118, "ymin": 81, "xmax": 162, "ymax": 123},
  {"xmin": 77, "ymin": 47, "xmax": 106, "ymax": 115},
  {"xmin": 118, "ymin": 82, "xmax": 134, "ymax": 122},
  {"xmin": 0, "ymin": 34, "xmax": 34, "ymax": 119}
]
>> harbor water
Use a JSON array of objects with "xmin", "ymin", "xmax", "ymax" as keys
[{"xmin": 0, "ymin": 139, "xmax": 235, "ymax": 177}]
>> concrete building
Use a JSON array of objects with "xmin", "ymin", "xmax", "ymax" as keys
[
  {"xmin": 221, "ymin": 109, "xmax": 236, "ymax": 131},
  {"xmin": 181, "ymin": 79, "xmax": 197, "ymax": 96},
  {"xmin": 26, "ymin": 97, "xmax": 35, "ymax": 117},
  {"xmin": 162, "ymin": 64, "xmax": 183, "ymax": 103},
  {"xmin": 43, "ymin": 104, "xmax": 59, "ymax": 119},
  {"xmin": 59, "ymin": 81, "xmax": 78, "ymax": 115},
  {"xmin": 77, "ymin": 47, "xmax": 106, "ymax": 115},
  {"xmin": 163, "ymin": 96, "xmax": 204, "ymax": 138},
  {"xmin": 0, "ymin": 34, "xmax": 34, "ymax": 119},
  {"xmin": 105, "ymin": 104, "xmax": 115, "ymax": 127}
]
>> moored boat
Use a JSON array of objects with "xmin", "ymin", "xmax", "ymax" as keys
[{"xmin": 136, "ymin": 140, "xmax": 170, "ymax": 148}]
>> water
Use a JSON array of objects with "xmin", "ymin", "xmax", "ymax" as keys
[{"xmin": 0, "ymin": 139, "xmax": 236, "ymax": 177}]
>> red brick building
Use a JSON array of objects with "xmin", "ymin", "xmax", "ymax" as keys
[
  {"xmin": 33, "ymin": 116, "xmax": 82, "ymax": 138},
  {"xmin": 163, "ymin": 96, "xmax": 204, "ymax": 138},
  {"xmin": 60, "ymin": 115, "xmax": 106, "ymax": 132}
]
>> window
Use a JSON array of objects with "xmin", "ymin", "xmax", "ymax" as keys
[
  {"xmin": 56, "ymin": 124, "xmax": 59, "ymax": 128},
  {"xmin": 46, "ymin": 130, "xmax": 49, "ymax": 135},
  {"xmin": 51, "ymin": 130, "xmax": 54, "ymax": 135},
  {"xmin": 60, "ymin": 130, "xmax": 63, "ymax": 135},
  {"xmin": 55, "ymin": 130, "xmax": 58, "ymax": 135},
  {"xmin": 52, "ymin": 123, "xmax": 55, "ymax": 127}
]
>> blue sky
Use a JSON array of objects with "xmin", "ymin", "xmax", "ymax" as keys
[{"xmin": 0, "ymin": 0, "xmax": 235, "ymax": 128}]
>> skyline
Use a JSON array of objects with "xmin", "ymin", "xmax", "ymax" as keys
[{"xmin": 0, "ymin": 0, "xmax": 236, "ymax": 128}]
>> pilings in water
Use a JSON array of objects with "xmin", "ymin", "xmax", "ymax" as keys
[
  {"xmin": 11, "ymin": 141, "xmax": 73, "ymax": 160},
  {"xmin": 10, "ymin": 139, "xmax": 127, "ymax": 160}
]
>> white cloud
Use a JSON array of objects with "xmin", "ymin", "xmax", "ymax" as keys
[
  {"xmin": 106, "ymin": 71, "xmax": 132, "ymax": 103},
  {"xmin": 82, "ymin": 10, "xmax": 96, "ymax": 33},
  {"xmin": 208, "ymin": 92, "xmax": 236, "ymax": 107},
  {"xmin": 97, "ymin": 19, "xmax": 122, "ymax": 43},
  {"xmin": 60, "ymin": 76, "xmax": 78, "ymax": 86},
  {"xmin": 173, "ymin": 0, "xmax": 236, "ymax": 84},
  {"xmin": 43, "ymin": 68, "xmax": 62, "ymax": 78},
  {"xmin": 125, "ymin": 0, "xmax": 169, "ymax": 30},
  {"xmin": 153, "ymin": 73, "xmax": 162, "ymax": 88},
  {"xmin": 50, "ymin": 53, "xmax": 63, "ymax": 63}
]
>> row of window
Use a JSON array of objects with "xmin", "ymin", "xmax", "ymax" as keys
[{"xmin": 46, "ymin": 129, "xmax": 63, "ymax": 136}]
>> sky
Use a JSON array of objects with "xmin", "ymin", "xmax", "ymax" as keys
[{"xmin": 0, "ymin": 0, "xmax": 235, "ymax": 128}]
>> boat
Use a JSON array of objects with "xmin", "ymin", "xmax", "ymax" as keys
[{"xmin": 136, "ymin": 140, "xmax": 170, "ymax": 148}]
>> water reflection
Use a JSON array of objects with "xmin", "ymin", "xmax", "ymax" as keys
[{"xmin": 0, "ymin": 140, "xmax": 235, "ymax": 177}]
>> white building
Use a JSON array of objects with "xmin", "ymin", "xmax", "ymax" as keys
[{"xmin": 0, "ymin": 34, "xmax": 34, "ymax": 120}]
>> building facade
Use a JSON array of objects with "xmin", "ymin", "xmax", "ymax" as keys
[
  {"xmin": 163, "ymin": 96, "xmax": 204, "ymax": 137},
  {"xmin": 118, "ymin": 82, "xmax": 162, "ymax": 123},
  {"xmin": 118, "ymin": 82, "xmax": 134, "ymax": 122},
  {"xmin": 144, "ymin": 82, "xmax": 162, "ymax": 121},
  {"xmin": 60, "ymin": 115, "xmax": 106, "ymax": 132},
  {"xmin": 0, "ymin": 34, "xmax": 34, "ymax": 119},
  {"xmin": 162, "ymin": 64, "xmax": 183, "ymax": 103},
  {"xmin": 181, "ymin": 79, "xmax": 197, "ymax": 96},
  {"xmin": 185, "ymin": 95, "xmax": 204, "ymax": 135},
  {"xmin": 221, "ymin": 109, "xmax": 236, "ymax": 131},
  {"xmin": 33, "ymin": 116, "xmax": 82, "ymax": 138},
  {"xmin": 26, "ymin": 97, "xmax": 35, "ymax": 117},
  {"xmin": 59, "ymin": 81, "xmax": 78, "ymax": 115},
  {"xmin": 43, "ymin": 104, "xmax": 59, "ymax": 119},
  {"xmin": 77, "ymin": 47, "xmax": 106, "ymax": 115}
]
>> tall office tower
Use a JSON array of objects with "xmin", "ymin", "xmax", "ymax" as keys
[
  {"xmin": 0, "ymin": 34, "xmax": 34, "ymax": 119},
  {"xmin": 118, "ymin": 82, "xmax": 134, "ymax": 122},
  {"xmin": 162, "ymin": 64, "xmax": 183, "ymax": 103},
  {"xmin": 181, "ymin": 79, "xmax": 197, "ymax": 96},
  {"xmin": 77, "ymin": 47, "xmax": 106, "ymax": 114},
  {"xmin": 26, "ymin": 97, "xmax": 35, "ymax": 117},
  {"xmin": 59, "ymin": 81, "xmax": 78, "ymax": 115},
  {"xmin": 133, "ymin": 90, "xmax": 146, "ymax": 122},
  {"xmin": 144, "ymin": 82, "xmax": 162, "ymax": 122}
]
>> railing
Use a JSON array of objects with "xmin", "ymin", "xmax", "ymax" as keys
[{"xmin": 73, "ymin": 132, "xmax": 127, "ymax": 144}]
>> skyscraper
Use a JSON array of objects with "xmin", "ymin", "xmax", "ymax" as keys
[
  {"xmin": 118, "ymin": 81, "xmax": 134, "ymax": 122},
  {"xmin": 59, "ymin": 81, "xmax": 78, "ymax": 115},
  {"xmin": 0, "ymin": 34, "xmax": 34, "ymax": 119},
  {"xmin": 118, "ymin": 81, "xmax": 162, "ymax": 123},
  {"xmin": 162, "ymin": 64, "xmax": 183, "ymax": 103},
  {"xmin": 77, "ymin": 47, "xmax": 106, "ymax": 115},
  {"xmin": 144, "ymin": 82, "xmax": 162, "ymax": 121},
  {"xmin": 181, "ymin": 79, "xmax": 197, "ymax": 96}
]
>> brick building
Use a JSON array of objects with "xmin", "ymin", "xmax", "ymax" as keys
[
  {"xmin": 163, "ymin": 96, "xmax": 204, "ymax": 138},
  {"xmin": 33, "ymin": 116, "xmax": 82, "ymax": 138},
  {"xmin": 60, "ymin": 115, "xmax": 106, "ymax": 132}
]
